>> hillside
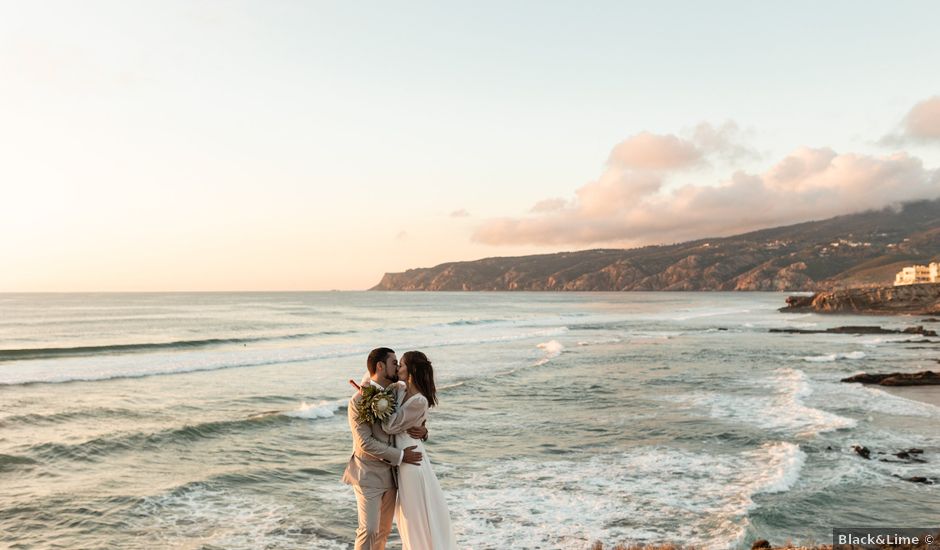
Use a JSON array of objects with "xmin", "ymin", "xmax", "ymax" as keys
[{"xmin": 372, "ymin": 199, "xmax": 940, "ymax": 291}]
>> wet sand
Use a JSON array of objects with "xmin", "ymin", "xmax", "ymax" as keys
[{"xmin": 879, "ymin": 385, "xmax": 940, "ymax": 408}]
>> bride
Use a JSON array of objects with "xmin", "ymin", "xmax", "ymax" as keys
[{"xmin": 381, "ymin": 351, "xmax": 459, "ymax": 550}]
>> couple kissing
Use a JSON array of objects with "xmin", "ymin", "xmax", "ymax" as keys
[{"xmin": 342, "ymin": 347, "xmax": 458, "ymax": 550}]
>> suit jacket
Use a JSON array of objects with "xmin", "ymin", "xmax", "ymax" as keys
[{"xmin": 341, "ymin": 388, "xmax": 402, "ymax": 489}]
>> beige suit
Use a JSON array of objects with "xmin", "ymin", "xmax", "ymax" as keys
[{"xmin": 342, "ymin": 383, "xmax": 403, "ymax": 550}]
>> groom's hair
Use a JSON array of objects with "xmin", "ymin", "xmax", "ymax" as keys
[{"xmin": 367, "ymin": 347, "xmax": 395, "ymax": 375}]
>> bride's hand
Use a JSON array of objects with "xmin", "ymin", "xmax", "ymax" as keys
[{"xmin": 407, "ymin": 423, "xmax": 428, "ymax": 440}]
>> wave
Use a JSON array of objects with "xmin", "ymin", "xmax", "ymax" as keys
[
  {"xmin": 282, "ymin": 399, "xmax": 346, "ymax": 420},
  {"xmin": 444, "ymin": 318, "xmax": 503, "ymax": 326},
  {"xmin": 802, "ymin": 351, "xmax": 866, "ymax": 362},
  {"xmin": 672, "ymin": 307, "xmax": 752, "ymax": 321},
  {"xmin": 534, "ymin": 340, "xmax": 564, "ymax": 366},
  {"xmin": 447, "ymin": 442, "xmax": 804, "ymax": 550},
  {"xmin": 577, "ymin": 337, "xmax": 623, "ymax": 346},
  {"xmin": 0, "ymin": 332, "xmax": 330, "ymax": 362},
  {"xmin": 0, "ymin": 325, "xmax": 571, "ymax": 387},
  {"xmin": 625, "ymin": 329, "xmax": 683, "ymax": 341},
  {"xmin": 26, "ymin": 404, "xmax": 346, "ymax": 463},
  {"xmin": 126, "ymin": 482, "xmax": 349, "ymax": 550},
  {"xmin": 693, "ymin": 368, "xmax": 857, "ymax": 437},
  {"xmin": 0, "ymin": 453, "xmax": 38, "ymax": 470},
  {"xmin": 0, "ymin": 407, "xmax": 152, "ymax": 427}
]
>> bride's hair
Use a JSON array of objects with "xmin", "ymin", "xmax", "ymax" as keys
[{"xmin": 401, "ymin": 351, "xmax": 437, "ymax": 407}]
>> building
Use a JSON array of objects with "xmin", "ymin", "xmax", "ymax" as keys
[{"xmin": 894, "ymin": 261, "xmax": 940, "ymax": 286}]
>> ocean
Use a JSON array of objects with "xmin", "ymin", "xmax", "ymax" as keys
[{"xmin": 1, "ymin": 292, "xmax": 937, "ymax": 549}]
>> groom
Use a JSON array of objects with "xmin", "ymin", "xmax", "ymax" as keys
[{"xmin": 342, "ymin": 347, "xmax": 428, "ymax": 550}]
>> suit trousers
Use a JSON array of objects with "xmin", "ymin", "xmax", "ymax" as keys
[{"xmin": 354, "ymin": 484, "xmax": 397, "ymax": 550}]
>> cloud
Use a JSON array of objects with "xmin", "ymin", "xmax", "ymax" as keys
[
  {"xmin": 530, "ymin": 198, "xmax": 568, "ymax": 213},
  {"xmin": 450, "ymin": 209, "xmax": 470, "ymax": 218},
  {"xmin": 473, "ymin": 146, "xmax": 939, "ymax": 247},
  {"xmin": 881, "ymin": 95, "xmax": 940, "ymax": 144},
  {"xmin": 608, "ymin": 132, "xmax": 703, "ymax": 170},
  {"xmin": 903, "ymin": 96, "xmax": 940, "ymax": 141},
  {"xmin": 691, "ymin": 121, "xmax": 760, "ymax": 162},
  {"xmin": 605, "ymin": 122, "xmax": 758, "ymax": 172}
]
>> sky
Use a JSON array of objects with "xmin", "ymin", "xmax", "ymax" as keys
[{"xmin": 1, "ymin": 1, "xmax": 939, "ymax": 291}]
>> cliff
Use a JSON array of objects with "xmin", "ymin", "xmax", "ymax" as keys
[{"xmin": 372, "ymin": 199, "xmax": 940, "ymax": 291}]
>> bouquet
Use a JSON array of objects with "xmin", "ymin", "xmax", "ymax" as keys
[{"xmin": 353, "ymin": 384, "xmax": 398, "ymax": 424}]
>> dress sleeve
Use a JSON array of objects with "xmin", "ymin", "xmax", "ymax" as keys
[{"xmin": 381, "ymin": 395, "xmax": 428, "ymax": 435}]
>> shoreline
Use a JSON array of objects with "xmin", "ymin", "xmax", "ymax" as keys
[{"xmin": 876, "ymin": 385, "xmax": 940, "ymax": 408}]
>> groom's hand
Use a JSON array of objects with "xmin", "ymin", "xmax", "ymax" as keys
[
  {"xmin": 407, "ymin": 424, "xmax": 428, "ymax": 441},
  {"xmin": 402, "ymin": 446, "xmax": 423, "ymax": 465}
]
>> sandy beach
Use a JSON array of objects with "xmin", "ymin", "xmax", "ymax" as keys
[{"xmin": 879, "ymin": 385, "xmax": 940, "ymax": 408}]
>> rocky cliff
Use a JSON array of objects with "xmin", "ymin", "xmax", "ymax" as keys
[
  {"xmin": 372, "ymin": 199, "xmax": 940, "ymax": 291},
  {"xmin": 780, "ymin": 283, "xmax": 940, "ymax": 315}
]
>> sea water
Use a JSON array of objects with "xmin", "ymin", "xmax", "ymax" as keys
[{"xmin": 1, "ymin": 292, "xmax": 937, "ymax": 549}]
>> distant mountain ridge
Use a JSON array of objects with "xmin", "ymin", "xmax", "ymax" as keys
[{"xmin": 371, "ymin": 199, "xmax": 940, "ymax": 291}]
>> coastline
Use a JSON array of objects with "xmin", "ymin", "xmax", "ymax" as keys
[{"xmin": 877, "ymin": 385, "xmax": 940, "ymax": 408}]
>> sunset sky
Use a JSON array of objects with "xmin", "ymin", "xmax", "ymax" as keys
[{"xmin": 2, "ymin": 1, "xmax": 939, "ymax": 291}]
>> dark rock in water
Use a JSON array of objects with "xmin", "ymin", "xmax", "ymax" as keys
[
  {"xmin": 853, "ymin": 445, "xmax": 871, "ymax": 459},
  {"xmin": 769, "ymin": 325, "xmax": 937, "ymax": 336},
  {"xmin": 751, "ymin": 539, "xmax": 772, "ymax": 550},
  {"xmin": 907, "ymin": 448, "xmax": 924, "ymax": 454},
  {"xmin": 880, "ymin": 371, "xmax": 939, "ymax": 386},
  {"xmin": 903, "ymin": 325, "xmax": 938, "ymax": 336},
  {"xmin": 887, "ymin": 339, "xmax": 940, "ymax": 345},
  {"xmin": 841, "ymin": 371, "xmax": 940, "ymax": 386},
  {"xmin": 923, "ymin": 318, "xmax": 940, "ymax": 322},
  {"xmin": 891, "ymin": 450, "xmax": 927, "ymax": 463},
  {"xmin": 893, "ymin": 475, "xmax": 934, "ymax": 484},
  {"xmin": 785, "ymin": 295, "xmax": 814, "ymax": 309},
  {"xmin": 842, "ymin": 373, "xmax": 898, "ymax": 384}
]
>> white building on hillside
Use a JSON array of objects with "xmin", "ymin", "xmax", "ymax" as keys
[{"xmin": 895, "ymin": 261, "xmax": 940, "ymax": 286}]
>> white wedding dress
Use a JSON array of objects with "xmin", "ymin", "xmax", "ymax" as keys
[{"xmin": 381, "ymin": 383, "xmax": 458, "ymax": 550}]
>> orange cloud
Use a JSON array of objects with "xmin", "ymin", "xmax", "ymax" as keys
[
  {"xmin": 608, "ymin": 131, "xmax": 703, "ymax": 170},
  {"xmin": 473, "ymin": 145, "xmax": 939, "ymax": 246},
  {"xmin": 606, "ymin": 121, "xmax": 757, "ymax": 172},
  {"xmin": 903, "ymin": 96, "xmax": 940, "ymax": 141}
]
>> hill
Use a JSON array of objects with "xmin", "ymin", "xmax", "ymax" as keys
[{"xmin": 372, "ymin": 199, "xmax": 940, "ymax": 291}]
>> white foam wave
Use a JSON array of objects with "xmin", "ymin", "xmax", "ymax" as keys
[
  {"xmin": 577, "ymin": 337, "xmax": 622, "ymax": 346},
  {"xmin": 693, "ymin": 368, "xmax": 857, "ymax": 437},
  {"xmin": 626, "ymin": 330, "xmax": 683, "ymax": 340},
  {"xmin": 748, "ymin": 441, "xmax": 806, "ymax": 494},
  {"xmin": 803, "ymin": 351, "xmax": 867, "ymax": 362},
  {"xmin": 128, "ymin": 484, "xmax": 347, "ymax": 549},
  {"xmin": 446, "ymin": 442, "xmax": 804, "ymax": 550},
  {"xmin": 535, "ymin": 340, "xmax": 564, "ymax": 365},
  {"xmin": 283, "ymin": 399, "xmax": 345, "ymax": 420}
]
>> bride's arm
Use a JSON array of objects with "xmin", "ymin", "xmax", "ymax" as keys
[{"xmin": 381, "ymin": 395, "xmax": 427, "ymax": 435}]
